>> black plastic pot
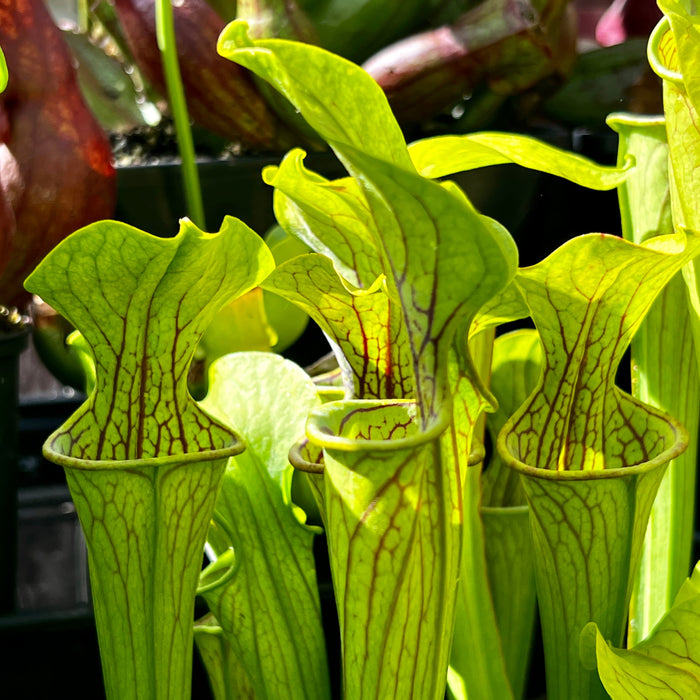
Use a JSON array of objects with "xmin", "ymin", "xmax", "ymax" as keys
[
  {"xmin": 114, "ymin": 148, "xmax": 553, "ymax": 246},
  {"xmin": 115, "ymin": 155, "xmax": 290, "ymax": 239},
  {"xmin": 0, "ymin": 326, "xmax": 30, "ymax": 614}
]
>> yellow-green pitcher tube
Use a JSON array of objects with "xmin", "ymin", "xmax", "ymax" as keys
[
  {"xmin": 648, "ymin": 15, "xmax": 700, "ymax": 234},
  {"xmin": 44, "ymin": 435, "xmax": 243, "ymax": 700},
  {"xmin": 306, "ymin": 399, "xmax": 456, "ymax": 700},
  {"xmin": 448, "ymin": 326, "xmax": 515, "ymax": 700},
  {"xmin": 608, "ymin": 112, "xmax": 700, "ymax": 645},
  {"xmin": 499, "ymin": 415, "xmax": 686, "ymax": 700},
  {"xmin": 481, "ymin": 504, "xmax": 536, "ymax": 699},
  {"xmin": 24, "ymin": 216, "xmax": 274, "ymax": 700}
]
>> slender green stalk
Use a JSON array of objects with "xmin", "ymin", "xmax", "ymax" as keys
[
  {"xmin": 155, "ymin": 0, "xmax": 205, "ymax": 228},
  {"xmin": 480, "ymin": 504, "xmax": 535, "ymax": 699},
  {"xmin": 448, "ymin": 328, "xmax": 514, "ymax": 700},
  {"xmin": 460, "ymin": 330, "xmax": 542, "ymax": 700},
  {"xmin": 450, "ymin": 462, "xmax": 514, "ymax": 700}
]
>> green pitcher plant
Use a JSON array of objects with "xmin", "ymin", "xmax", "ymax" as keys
[
  {"xmin": 23, "ymin": 217, "xmax": 274, "ymax": 700},
  {"xmin": 574, "ymin": 5, "xmax": 700, "ymax": 698},
  {"xmin": 217, "ymin": 24, "xmax": 518, "ymax": 699},
  {"xmin": 21, "ymin": 4, "xmax": 700, "ymax": 699},
  {"xmin": 497, "ymin": 230, "xmax": 699, "ymax": 700}
]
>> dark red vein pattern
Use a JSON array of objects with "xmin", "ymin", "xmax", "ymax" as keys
[
  {"xmin": 24, "ymin": 217, "xmax": 274, "ymax": 700},
  {"xmin": 497, "ymin": 232, "xmax": 698, "ymax": 700}
]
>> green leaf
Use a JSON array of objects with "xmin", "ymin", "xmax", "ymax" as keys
[
  {"xmin": 0, "ymin": 45, "xmax": 7, "ymax": 93},
  {"xmin": 220, "ymin": 22, "xmax": 518, "ymax": 422},
  {"xmin": 263, "ymin": 253, "xmax": 414, "ymax": 400},
  {"xmin": 198, "ymin": 352, "xmax": 330, "ymax": 700},
  {"xmin": 583, "ymin": 562, "xmax": 700, "ymax": 699},
  {"xmin": 502, "ymin": 233, "xmax": 700, "ymax": 473},
  {"xmin": 23, "ymin": 217, "xmax": 274, "ymax": 700},
  {"xmin": 25, "ymin": 217, "xmax": 274, "ymax": 461},
  {"xmin": 263, "ymin": 149, "xmax": 383, "ymax": 289},
  {"xmin": 408, "ymin": 132, "xmax": 632, "ymax": 187},
  {"xmin": 217, "ymin": 21, "xmax": 412, "ymax": 171}
]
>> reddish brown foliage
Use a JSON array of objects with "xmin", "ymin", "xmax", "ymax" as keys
[
  {"xmin": 0, "ymin": 0, "xmax": 116, "ymax": 308},
  {"xmin": 113, "ymin": 0, "xmax": 291, "ymax": 150}
]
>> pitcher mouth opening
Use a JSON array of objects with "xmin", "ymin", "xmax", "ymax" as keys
[
  {"xmin": 43, "ymin": 430, "xmax": 245, "ymax": 471},
  {"xmin": 304, "ymin": 398, "xmax": 450, "ymax": 453},
  {"xmin": 648, "ymin": 16, "xmax": 684, "ymax": 85},
  {"xmin": 289, "ymin": 437, "xmax": 325, "ymax": 474},
  {"xmin": 496, "ymin": 412, "xmax": 688, "ymax": 481}
]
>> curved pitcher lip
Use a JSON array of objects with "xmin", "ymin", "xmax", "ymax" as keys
[
  {"xmin": 304, "ymin": 398, "xmax": 451, "ymax": 452},
  {"xmin": 468, "ymin": 442, "xmax": 485, "ymax": 467},
  {"xmin": 197, "ymin": 547, "xmax": 238, "ymax": 596},
  {"xmin": 289, "ymin": 436, "xmax": 325, "ymax": 474},
  {"xmin": 648, "ymin": 16, "xmax": 684, "ymax": 86},
  {"xmin": 43, "ymin": 427, "xmax": 245, "ymax": 471},
  {"xmin": 496, "ymin": 412, "xmax": 688, "ymax": 482},
  {"xmin": 291, "ymin": 418, "xmax": 482, "ymax": 473}
]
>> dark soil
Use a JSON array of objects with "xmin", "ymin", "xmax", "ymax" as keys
[{"xmin": 109, "ymin": 119, "xmax": 246, "ymax": 166}]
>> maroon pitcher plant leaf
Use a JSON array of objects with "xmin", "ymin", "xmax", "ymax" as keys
[
  {"xmin": 0, "ymin": 0, "xmax": 116, "ymax": 309},
  {"xmin": 363, "ymin": 0, "xmax": 576, "ymax": 125},
  {"xmin": 113, "ymin": 0, "xmax": 292, "ymax": 150}
]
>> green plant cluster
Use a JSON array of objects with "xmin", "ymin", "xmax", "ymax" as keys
[{"xmin": 20, "ymin": 2, "xmax": 700, "ymax": 699}]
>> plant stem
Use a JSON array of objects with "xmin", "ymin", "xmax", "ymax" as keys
[
  {"xmin": 448, "ymin": 328, "xmax": 515, "ymax": 700},
  {"xmin": 155, "ymin": 0, "xmax": 205, "ymax": 229},
  {"xmin": 450, "ymin": 463, "xmax": 514, "ymax": 700}
]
